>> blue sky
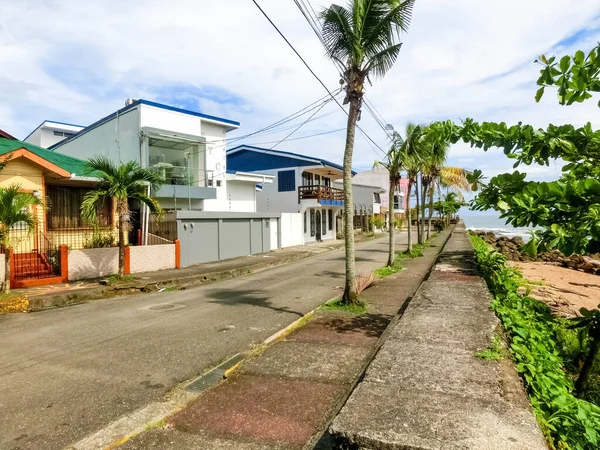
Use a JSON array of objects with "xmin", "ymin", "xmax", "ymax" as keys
[{"xmin": 1, "ymin": 0, "xmax": 599, "ymax": 182}]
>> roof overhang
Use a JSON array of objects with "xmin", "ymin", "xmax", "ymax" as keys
[
  {"xmin": 225, "ymin": 171, "xmax": 274, "ymax": 183},
  {"xmin": 6, "ymin": 148, "xmax": 71, "ymax": 178}
]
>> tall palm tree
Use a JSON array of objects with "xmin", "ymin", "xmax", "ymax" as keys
[
  {"xmin": 420, "ymin": 136, "xmax": 448, "ymax": 240},
  {"xmin": 81, "ymin": 157, "xmax": 163, "ymax": 278},
  {"xmin": 374, "ymin": 131, "xmax": 405, "ymax": 267},
  {"xmin": 0, "ymin": 185, "xmax": 42, "ymax": 293},
  {"xmin": 320, "ymin": 0, "xmax": 414, "ymax": 305}
]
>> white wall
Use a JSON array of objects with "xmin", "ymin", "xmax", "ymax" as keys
[
  {"xmin": 270, "ymin": 218, "xmax": 278, "ymax": 249},
  {"xmin": 0, "ymin": 255, "xmax": 5, "ymax": 285},
  {"xmin": 201, "ymin": 122, "xmax": 229, "ymax": 211},
  {"xmin": 130, "ymin": 245, "xmax": 176, "ymax": 274},
  {"xmin": 54, "ymin": 108, "xmax": 141, "ymax": 165},
  {"xmin": 254, "ymin": 167, "xmax": 302, "ymax": 213},
  {"xmin": 226, "ymin": 181, "xmax": 256, "ymax": 212},
  {"xmin": 280, "ymin": 213, "xmax": 304, "ymax": 248},
  {"xmin": 334, "ymin": 182, "xmax": 381, "ymax": 214},
  {"xmin": 68, "ymin": 248, "xmax": 119, "ymax": 281},
  {"xmin": 140, "ymin": 105, "xmax": 201, "ymax": 136},
  {"xmin": 302, "ymin": 207, "xmax": 338, "ymax": 243}
]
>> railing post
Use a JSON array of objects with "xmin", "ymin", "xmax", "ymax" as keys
[
  {"xmin": 124, "ymin": 246, "xmax": 131, "ymax": 275},
  {"xmin": 174, "ymin": 239, "xmax": 181, "ymax": 269},
  {"xmin": 8, "ymin": 249, "xmax": 15, "ymax": 290},
  {"xmin": 59, "ymin": 245, "xmax": 68, "ymax": 283}
]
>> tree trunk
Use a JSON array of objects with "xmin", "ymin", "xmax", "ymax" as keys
[
  {"xmin": 118, "ymin": 199, "xmax": 125, "ymax": 277},
  {"xmin": 387, "ymin": 178, "xmax": 395, "ymax": 267},
  {"xmin": 415, "ymin": 177, "xmax": 421, "ymax": 244},
  {"xmin": 421, "ymin": 179, "xmax": 427, "ymax": 242},
  {"xmin": 427, "ymin": 186, "xmax": 434, "ymax": 239},
  {"xmin": 2, "ymin": 251, "xmax": 10, "ymax": 293},
  {"xmin": 342, "ymin": 97, "xmax": 360, "ymax": 305},
  {"xmin": 406, "ymin": 179, "xmax": 413, "ymax": 253},
  {"xmin": 576, "ymin": 334, "xmax": 600, "ymax": 395}
]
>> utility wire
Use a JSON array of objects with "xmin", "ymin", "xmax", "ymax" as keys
[{"xmin": 251, "ymin": 0, "xmax": 386, "ymax": 157}]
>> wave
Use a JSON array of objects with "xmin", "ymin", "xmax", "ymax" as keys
[{"xmin": 467, "ymin": 226, "xmax": 533, "ymax": 241}]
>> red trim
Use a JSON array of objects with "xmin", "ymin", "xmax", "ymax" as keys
[
  {"xmin": 60, "ymin": 245, "xmax": 69, "ymax": 283},
  {"xmin": 124, "ymin": 246, "xmax": 131, "ymax": 275},
  {"xmin": 9, "ymin": 249, "xmax": 15, "ymax": 289},
  {"xmin": 7, "ymin": 148, "xmax": 71, "ymax": 177},
  {"xmin": 14, "ymin": 276, "xmax": 62, "ymax": 288},
  {"xmin": 174, "ymin": 240, "xmax": 181, "ymax": 269},
  {"xmin": 0, "ymin": 129, "xmax": 16, "ymax": 140}
]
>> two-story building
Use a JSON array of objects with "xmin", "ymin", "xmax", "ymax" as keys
[
  {"xmin": 227, "ymin": 145, "xmax": 354, "ymax": 244},
  {"xmin": 24, "ymin": 120, "xmax": 85, "ymax": 148},
  {"xmin": 50, "ymin": 99, "xmax": 271, "ymax": 213},
  {"xmin": 351, "ymin": 167, "xmax": 409, "ymax": 218}
]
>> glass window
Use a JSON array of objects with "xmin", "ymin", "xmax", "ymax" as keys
[
  {"xmin": 322, "ymin": 209, "xmax": 327, "ymax": 235},
  {"xmin": 278, "ymin": 170, "xmax": 295, "ymax": 192},
  {"xmin": 301, "ymin": 171, "xmax": 313, "ymax": 186},
  {"xmin": 393, "ymin": 195, "xmax": 400, "ymax": 210},
  {"xmin": 148, "ymin": 137, "xmax": 205, "ymax": 187},
  {"xmin": 47, "ymin": 185, "xmax": 111, "ymax": 229},
  {"xmin": 374, "ymin": 192, "xmax": 381, "ymax": 203},
  {"xmin": 328, "ymin": 209, "xmax": 333, "ymax": 230},
  {"xmin": 310, "ymin": 209, "xmax": 315, "ymax": 237},
  {"xmin": 304, "ymin": 211, "xmax": 307, "ymax": 233}
]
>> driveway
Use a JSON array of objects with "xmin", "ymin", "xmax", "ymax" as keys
[{"xmin": 0, "ymin": 234, "xmax": 406, "ymax": 450}]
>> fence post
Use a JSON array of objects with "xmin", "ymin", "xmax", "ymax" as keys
[
  {"xmin": 9, "ymin": 249, "xmax": 15, "ymax": 289},
  {"xmin": 124, "ymin": 246, "xmax": 131, "ymax": 275},
  {"xmin": 174, "ymin": 240, "xmax": 181, "ymax": 269},
  {"xmin": 59, "ymin": 245, "xmax": 68, "ymax": 283},
  {"xmin": 137, "ymin": 229, "xmax": 142, "ymax": 246}
]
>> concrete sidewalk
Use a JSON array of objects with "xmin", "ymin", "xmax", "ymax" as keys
[
  {"xmin": 20, "ymin": 233, "xmax": 382, "ymax": 311},
  {"xmin": 329, "ymin": 223, "xmax": 547, "ymax": 449},
  {"xmin": 113, "ymin": 231, "xmax": 453, "ymax": 450}
]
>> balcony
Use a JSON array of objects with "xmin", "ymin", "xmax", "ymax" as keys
[{"xmin": 298, "ymin": 185, "xmax": 344, "ymax": 206}]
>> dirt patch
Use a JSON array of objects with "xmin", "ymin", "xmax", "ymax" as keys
[{"xmin": 510, "ymin": 261, "xmax": 600, "ymax": 315}]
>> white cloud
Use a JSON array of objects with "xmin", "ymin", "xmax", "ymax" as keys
[{"xmin": 0, "ymin": 0, "xmax": 599, "ymax": 182}]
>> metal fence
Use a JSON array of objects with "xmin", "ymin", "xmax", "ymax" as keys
[
  {"xmin": 131, "ymin": 215, "xmax": 178, "ymax": 246},
  {"xmin": 1, "ymin": 226, "xmax": 61, "ymax": 281}
]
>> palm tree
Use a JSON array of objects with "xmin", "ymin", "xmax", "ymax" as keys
[
  {"xmin": 396, "ymin": 124, "xmax": 424, "ymax": 253},
  {"xmin": 320, "ymin": 0, "xmax": 414, "ymax": 305},
  {"xmin": 0, "ymin": 185, "xmax": 42, "ymax": 293},
  {"xmin": 374, "ymin": 131, "xmax": 405, "ymax": 267},
  {"xmin": 81, "ymin": 157, "xmax": 163, "ymax": 278}
]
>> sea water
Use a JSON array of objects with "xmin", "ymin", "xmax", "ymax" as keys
[{"xmin": 461, "ymin": 214, "xmax": 537, "ymax": 241}]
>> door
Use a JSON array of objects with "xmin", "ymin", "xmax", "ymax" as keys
[{"xmin": 315, "ymin": 210, "xmax": 322, "ymax": 242}]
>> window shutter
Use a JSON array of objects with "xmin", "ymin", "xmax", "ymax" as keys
[{"xmin": 278, "ymin": 170, "xmax": 296, "ymax": 192}]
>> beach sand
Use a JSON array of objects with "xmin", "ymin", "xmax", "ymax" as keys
[{"xmin": 510, "ymin": 262, "xmax": 600, "ymax": 316}]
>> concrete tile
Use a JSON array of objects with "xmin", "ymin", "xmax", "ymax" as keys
[
  {"xmin": 330, "ymin": 383, "xmax": 547, "ymax": 450},
  {"xmin": 288, "ymin": 313, "xmax": 390, "ymax": 346},
  {"xmin": 169, "ymin": 375, "xmax": 344, "ymax": 446},
  {"xmin": 119, "ymin": 428, "xmax": 291, "ymax": 450},
  {"xmin": 238, "ymin": 341, "xmax": 371, "ymax": 383}
]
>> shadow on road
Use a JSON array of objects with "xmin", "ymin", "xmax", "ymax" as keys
[{"xmin": 205, "ymin": 288, "xmax": 304, "ymax": 317}]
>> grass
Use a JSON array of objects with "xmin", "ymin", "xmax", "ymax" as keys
[
  {"xmin": 106, "ymin": 274, "xmax": 136, "ymax": 285},
  {"xmin": 375, "ymin": 241, "xmax": 431, "ymax": 279},
  {"xmin": 475, "ymin": 335, "xmax": 503, "ymax": 361},
  {"xmin": 143, "ymin": 418, "xmax": 167, "ymax": 431},
  {"xmin": 320, "ymin": 298, "xmax": 368, "ymax": 314}
]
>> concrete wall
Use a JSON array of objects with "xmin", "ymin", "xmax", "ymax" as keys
[
  {"xmin": 280, "ymin": 213, "xmax": 303, "ymax": 248},
  {"xmin": 54, "ymin": 108, "xmax": 141, "ymax": 165},
  {"xmin": 333, "ymin": 181, "xmax": 381, "ymax": 214},
  {"xmin": 253, "ymin": 168, "xmax": 301, "ymax": 213},
  {"xmin": 0, "ymin": 255, "xmax": 5, "ymax": 285},
  {"xmin": 226, "ymin": 180, "xmax": 256, "ymax": 212},
  {"xmin": 68, "ymin": 248, "xmax": 119, "ymax": 281},
  {"xmin": 201, "ymin": 122, "xmax": 229, "ymax": 212},
  {"xmin": 130, "ymin": 244, "xmax": 176, "ymax": 274}
]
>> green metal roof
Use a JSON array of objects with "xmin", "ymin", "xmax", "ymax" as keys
[{"xmin": 0, "ymin": 138, "xmax": 87, "ymax": 176}]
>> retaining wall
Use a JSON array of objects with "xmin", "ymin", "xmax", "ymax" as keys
[
  {"xmin": 68, "ymin": 248, "xmax": 119, "ymax": 281},
  {"xmin": 129, "ymin": 244, "xmax": 176, "ymax": 274}
]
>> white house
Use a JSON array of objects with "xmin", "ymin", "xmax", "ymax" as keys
[
  {"xmin": 333, "ymin": 180, "xmax": 384, "ymax": 215},
  {"xmin": 351, "ymin": 167, "xmax": 409, "ymax": 214},
  {"xmin": 227, "ymin": 145, "xmax": 355, "ymax": 244},
  {"xmin": 24, "ymin": 120, "xmax": 85, "ymax": 148},
  {"xmin": 49, "ymin": 99, "xmax": 272, "ymax": 213}
]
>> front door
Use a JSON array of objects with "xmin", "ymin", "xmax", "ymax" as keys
[{"xmin": 315, "ymin": 210, "xmax": 322, "ymax": 242}]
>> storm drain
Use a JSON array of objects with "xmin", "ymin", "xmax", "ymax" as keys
[
  {"xmin": 145, "ymin": 303, "xmax": 186, "ymax": 311},
  {"xmin": 185, "ymin": 353, "xmax": 246, "ymax": 393}
]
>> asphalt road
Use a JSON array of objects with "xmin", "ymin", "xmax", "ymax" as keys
[{"xmin": 0, "ymin": 234, "xmax": 406, "ymax": 450}]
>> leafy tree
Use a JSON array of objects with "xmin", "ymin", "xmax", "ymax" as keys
[
  {"xmin": 320, "ymin": 0, "xmax": 414, "ymax": 305},
  {"xmin": 569, "ymin": 305, "xmax": 600, "ymax": 397},
  {"xmin": 0, "ymin": 185, "xmax": 42, "ymax": 293},
  {"xmin": 81, "ymin": 157, "xmax": 163, "ymax": 278},
  {"xmin": 399, "ymin": 124, "xmax": 424, "ymax": 252}
]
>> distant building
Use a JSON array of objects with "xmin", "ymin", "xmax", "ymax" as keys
[
  {"xmin": 351, "ymin": 167, "xmax": 409, "ymax": 214},
  {"xmin": 23, "ymin": 120, "xmax": 85, "ymax": 148}
]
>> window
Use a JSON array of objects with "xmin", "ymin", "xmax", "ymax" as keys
[
  {"xmin": 315, "ymin": 174, "xmax": 321, "ymax": 185},
  {"xmin": 374, "ymin": 192, "xmax": 381, "ymax": 203},
  {"xmin": 278, "ymin": 170, "xmax": 295, "ymax": 192},
  {"xmin": 322, "ymin": 209, "xmax": 327, "ymax": 235},
  {"xmin": 47, "ymin": 185, "xmax": 112, "ymax": 229},
  {"xmin": 310, "ymin": 209, "xmax": 315, "ymax": 236},
  {"xmin": 304, "ymin": 211, "xmax": 307, "ymax": 233},
  {"xmin": 207, "ymin": 179, "xmax": 213, "ymax": 187},
  {"xmin": 216, "ymin": 180, "xmax": 222, "ymax": 187},
  {"xmin": 12, "ymin": 206, "xmax": 30, "ymax": 230},
  {"xmin": 328, "ymin": 209, "xmax": 333, "ymax": 230},
  {"xmin": 323, "ymin": 177, "xmax": 331, "ymax": 187},
  {"xmin": 148, "ymin": 137, "xmax": 204, "ymax": 187},
  {"xmin": 393, "ymin": 195, "xmax": 400, "ymax": 210},
  {"xmin": 301, "ymin": 171, "xmax": 314, "ymax": 186}
]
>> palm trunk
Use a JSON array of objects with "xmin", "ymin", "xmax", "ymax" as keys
[
  {"xmin": 406, "ymin": 179, "xmax": 413, "ymax": 253},
  {"xmin": 118, "ymin": 200, "xmax": 126, "ymax": 277},
  {"xmin": 342, "ymin": 97, "xmax": 359, "ymax": 305},
  {"xmin": 427, "ymin": 186, "xmax": 434, "ymax": 239},
  {"xmin": 420, "ymin": 179, "xmax": 427, "ymax": 242},
  {"xmin": 387, "ymin": 179, "xmax": 395, "ymax": 267},
  {"xmin": 576, "ymin": 334, "xmax": 600, "ymax": 395},
  {"xmin": 3, "ymin": 251, "xmax": 10, "ymax": 293},
  {"xmin": 415, "ymin": 177, "xmax": 422, "ymax": 244}
]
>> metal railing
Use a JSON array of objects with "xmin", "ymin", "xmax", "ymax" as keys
[
  {"xmin": 2, "ymin": 228, "xmax": 61, "ymax": 281},
  {"xmin": 298, "ymin": 185, "xmax": 344, "ymax": 203}
]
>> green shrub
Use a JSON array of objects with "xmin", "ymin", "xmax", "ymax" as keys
[
  {"xmin": 470, "ymin": 235, "xmax": 600, "ymax": 450},
  {"xmin": 84, "ymin": 229, "xmax": 116, "ymax": 248},
  {"xmin": 371, "ymin": 215, "xmax": 386, "ymax": 229}
]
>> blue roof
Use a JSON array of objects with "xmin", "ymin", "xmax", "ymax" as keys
[
  {"xmin": 23, "ymin": 119, "xmax": 85, "ymax": 142},
  {"xmin": 227, "ymin": 145, "xmax": 356, "ymax": 175},
  {"xmin": 50, "ymin": 99, "xmax": 240, "ymax": 150}
]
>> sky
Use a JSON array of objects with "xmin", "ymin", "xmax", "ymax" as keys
[{"xmin": 1, "ymin": 0, "xmax": 600, "ymax": 185}]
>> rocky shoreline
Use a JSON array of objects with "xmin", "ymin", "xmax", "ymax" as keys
[{"xmin": 469, "ymin": 230, "xmax": 600, "ymax": 276}]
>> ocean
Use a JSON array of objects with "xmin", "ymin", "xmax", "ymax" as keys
[{"xmin": 461, "ymin": 214, "xmax": 537, "ymax": 241}]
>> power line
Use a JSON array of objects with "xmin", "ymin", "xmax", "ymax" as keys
[
  {"xmin": 251, "ymin": 0, "xmax": 386, "ymax": 158},
  {"xmin": 244, "ymin": 127, "xmax": 345, "ymax": 146}
]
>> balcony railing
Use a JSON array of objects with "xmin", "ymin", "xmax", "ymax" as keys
[{"xmin": 298, "ymin": 185, "xmax": 344, "ymax": 203}]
